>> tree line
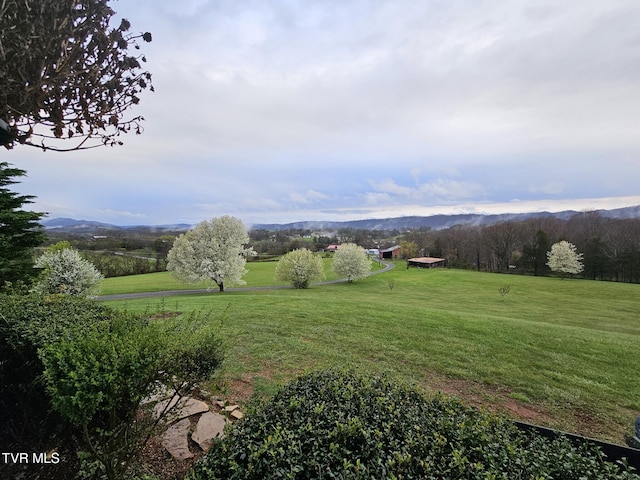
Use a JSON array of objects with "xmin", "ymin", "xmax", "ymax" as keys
[
  {"xmin": 400, "ymin": 213, "xmax": 640, "ymax": 283},
  {"xmin": 248, "ymin": 213, "xmax": 640, "ymax": 284}
]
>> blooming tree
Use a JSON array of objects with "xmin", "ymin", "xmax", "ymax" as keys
[
  {"xmin": 332, "ymin": 243, "xmax": 371, "ymax": 282},
  {"xmin": 546, "ymin": 240, "xmax": 584, "ymax": 278},
  {"xmin": 275, "ymin": 249, "xmax": 325, "ymax": 289},
  {"xmin": 167, "ymin": 216, "xmax": 255, "ymax": 292},
  {"xmin": 34, "ymin": 243, "xmax": 103, "ymax": 296}
]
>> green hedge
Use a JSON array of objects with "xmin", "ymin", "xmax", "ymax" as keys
[
  {"xmin": 188, "ymin": 370, "xmax": 639, "ymax": 480},
  {"xmin": 1, "ymin": 292, "xmax": 225, "ymax": 479},
  {"xmin": 0, "ymin": 293, "xmax": 116, "ymax": 440}
]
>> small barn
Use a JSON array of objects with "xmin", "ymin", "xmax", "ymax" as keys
[
  {"xmin": 406, "ymin": 257, "xmax": 446, "ymax": 269},
  {"xmin": 380, "ymin": 245, "xmax": 401, "ymax": 259},
  {"xmin": 326, "ymin": 244, "xmax": 340, "ymax": 252}
]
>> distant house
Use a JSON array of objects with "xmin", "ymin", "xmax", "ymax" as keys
[
  {"xmin": 380, "ymin": 245, "xmax": 401, "ymax": 259},
  {"xmin": 326, "ymin": 244, "xmax": 340, "ymax": 252},
  {"xmin": 406, "ymin": 257, "xmax": 446, "ymax": 269}
]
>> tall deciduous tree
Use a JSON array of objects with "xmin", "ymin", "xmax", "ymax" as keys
[
  {"xmin": 521, "ymin": 229, "xmax": 552, "ymax": 276},
  {"xmin": 399, "ymin": 240, "xmax": 419, "ymax": 260},
  {"xmin": 483, "ymin": 221, "xmax": 521, "ymax": 273},
  {"xmin": 275, "ymin": 249, "xmax": 325, "ymax": 289},
  {"xmin": 546, "ymin": 241, "xmax": 584, "ymax": 278},
  {"xmin": 0, "ymin": 162, "xmax": 45, "ymax": 284},
  {"xmin": 332, "ymin": 243, "xmax": 371, "ymax": 283},
  {"xmin": 167, "ymin": 216, "xmax": 255, "ymax": 292},
  {"xmin": 0, "ymin": 0, "xmax": 153, "ymax": 151}
]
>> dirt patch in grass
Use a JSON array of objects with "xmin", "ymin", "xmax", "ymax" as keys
[
  {"xmin": 568, "ymin": 404, "xmax": 625, "ymax": 442},
  {"xmin": 417, "ymin": 372, "xmax": 628, "ymax": 442},
  {"xmin": 418, "ymin": 373, "xmax": 553, "ymax": 426},
  {"xmin": 501, "ymin": 399, "xmax": 548, "ymax": 424},
  {"xmin": 219, "ymin": 360, "xmax": 308, "ymax": 405},
  {"xmin": 224, "ymin": 373, "xmax": 256, "ymax": 400}
]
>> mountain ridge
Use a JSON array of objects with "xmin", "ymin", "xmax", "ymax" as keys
[
  {"xmin": 42, "ymin": 205, "xmax": 640, "ymax": 232},
  {"xmin": 42, "ymin": 217, "xmax": 192, "ymax": 231},
  {"xmin": 253, "ymin": 205, "xmax": 640, "ymax": 231}
]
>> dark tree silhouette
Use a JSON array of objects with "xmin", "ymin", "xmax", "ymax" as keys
[
  {"xmin": 0, "ymin": 162, "xmax": 46, "ymax": 284},
  {"xmin": 0, "ymin": 0, "xmax": 153, "ymax": 151}
]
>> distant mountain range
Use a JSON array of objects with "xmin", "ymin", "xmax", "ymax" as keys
[
  {"xmin": 252, "ymin": 205, "xmax": 640, "ymax": 231},
  {"xmin": 42, "ymin": 217, "xmax": 191, "ymax": 232},
  {"xmin": 42, "ymin": 205, "xmax": 640, "ymax": 233}
]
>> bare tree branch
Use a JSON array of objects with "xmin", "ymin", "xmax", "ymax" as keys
[{"xmin": 0, "ymin": 0, "xmax": 153, "ymax": 151}]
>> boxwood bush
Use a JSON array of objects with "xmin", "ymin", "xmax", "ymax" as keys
[
  {"xmin": 188, "ymin": 369, "xmax": 639, "ymax": 480},
  {"xmin": 0, "ymin": 293, "xmax": 116, "ymax": 442},
  {"xmin": 1, "ymin": 292, "xmax": 225, "ymax": 479},
  {"xmin": 0, "ymin": 292, "xmax": 121, "ymax": 478}
]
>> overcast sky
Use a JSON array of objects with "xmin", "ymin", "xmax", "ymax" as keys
[{"xmin": 8, "ymin": 0, "xmax": 640, "ymax": 226}]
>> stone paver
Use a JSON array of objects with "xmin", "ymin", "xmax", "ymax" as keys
[
  {"xmin": 230, "ymin": 409, "xmax": 244, "ymax": 420},
  {"xmin": 153, "ymin": 396, "xmax": 209, "ymax": 421},
  {"xmin": 150, "ymin": 394, "xmax": 244, "ymax": 458},
  {"xmin": 161, "ymin": 418, "xmax": 193, "ymax": 460},
  {"xmin": 192, "ymin": 411, "xmax": 228, "ymax": 452}
]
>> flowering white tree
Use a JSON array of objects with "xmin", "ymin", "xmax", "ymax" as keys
[
  {"xmin": 275, "ymin": 249, "xmax": 325, "ymax": 289},
  {"xmin": 332, "ymin": 243, "xmax": 371, "ymax": 283},
  {"xmin": 34, "ymin": 244, "xmax": 103, "ymax": 296},
  {"xmin": 546, "ymin": 240, "xmax": 584, "ymax": 278},
  {"xmin": 166, "ymin": 216, "xmax": 255, "ymax": 292}
]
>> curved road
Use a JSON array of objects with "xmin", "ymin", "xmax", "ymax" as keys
[{"xmin": 96, "ymin": 258, "xmax": 395, "ymax": 301}]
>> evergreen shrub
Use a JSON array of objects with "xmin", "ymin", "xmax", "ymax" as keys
[
  {"xmin": 0, "ymin": 293, "xmax": 115, "ymax": 443},
  {"xmin": 188, "ymin": 369, "xmax": 639, "ymax": 480},
  {"xmin": 40, "ymin": 308, "xmax": 224, "ymax": 479},
  {"xmin": 1, "ymin": 292, "xmax": 225, "ymax": 479}
]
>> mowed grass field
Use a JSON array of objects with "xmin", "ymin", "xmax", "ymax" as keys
[
  {"xmin": 100, "ymin": 257, "xmax": 358, "ymax": 294},
  {"xmin": 101, "ymin": 262, "xmax": 640, "ymax": 444}
]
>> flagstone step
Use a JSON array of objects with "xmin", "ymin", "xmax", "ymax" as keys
[
  {"xmin": 161, "ymin": 418, "xmax": 194, "ymax": 461},
  {"xmin": 192, "ymin": 411, "xmax": 228, "ymax": 451},
  {"xmin": 149, "ymin": 393, "xmax": 244, "ymax": 460}
]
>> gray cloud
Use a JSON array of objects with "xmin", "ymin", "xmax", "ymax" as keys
[{"xmin": 8, "ymin": 0, "xmax": 640, "ymax": 225}]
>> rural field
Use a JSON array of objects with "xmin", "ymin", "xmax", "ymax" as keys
[
  {"xmin": 99, "ymin": 257, "xmax": 352, "ymax": 294},
  {"xmin": 101, "ymin": 261, "xmax": 640, "ymax": 445}
]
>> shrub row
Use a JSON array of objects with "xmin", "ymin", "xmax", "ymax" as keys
[
  {"xmin": 188, "ymin": 370, "xmax": 639, "ymax": 480},
  {"xmin": 83, "ymin": 251, "xmax": 166, "ymax": 277}
]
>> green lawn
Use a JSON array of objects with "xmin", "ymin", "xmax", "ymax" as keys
[
  {"xmin": 100, "ymin": 256, "xmax": 369, "ymax": 295},
  {"xmin": 102, "ymin": 264, "xmax": 640, "ymax": 443}
]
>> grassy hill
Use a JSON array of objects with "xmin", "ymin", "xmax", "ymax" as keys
[{"xmin": 101, "ymin": 263, "xmax": 640, "ymax": 444}]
